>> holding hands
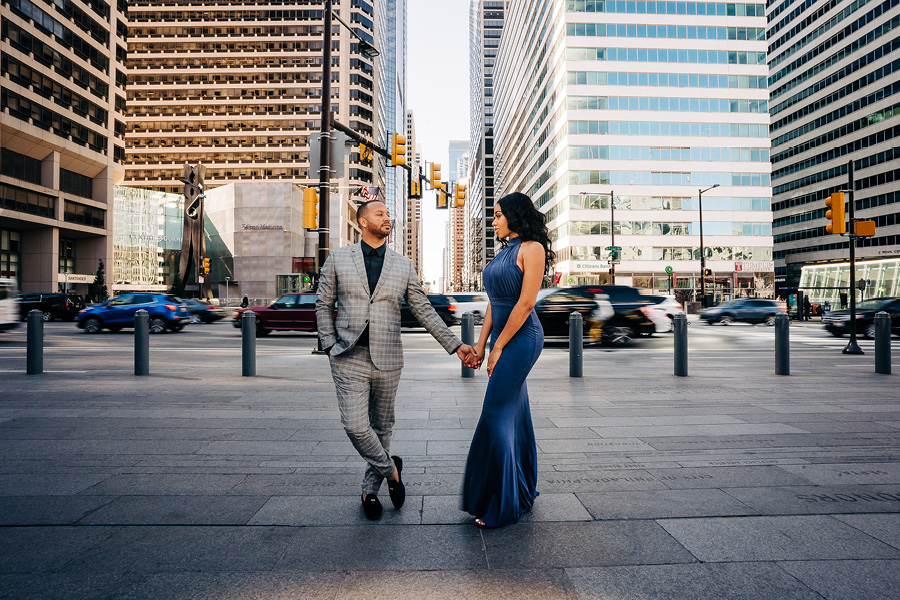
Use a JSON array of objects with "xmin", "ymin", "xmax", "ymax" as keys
[{"xmin": 457, "ymin": 342, "xmax": 497, "ymax": 377}]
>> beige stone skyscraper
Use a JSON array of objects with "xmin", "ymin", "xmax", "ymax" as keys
[
  {"xmin": 1, "ymin": 0, "xmax": 126, "ymax": 294},
  {"xmin": 124, "ymin": 0, "xmax": 382, "ymax": 247},
  {"xmin": 405, "ymin": 109, "xmax": 422, "ymax": 277}
]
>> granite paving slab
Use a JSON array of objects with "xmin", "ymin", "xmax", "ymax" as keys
[
  {"xmin": 0, "ymin": 527, "xmax": 115, "ymax": 573},
  {"xmin": 77, "ymin": 495, "xmax": 270, "ymax": 525},
  {"xmin": 480, "ymin": 521, "xmax": 697, "ymax": 568},
  {"xmin": 778, "ymin": 462, "xmax": 900, "ymax": 485},
  {"xmin": 248, "ymin": 495, "xmax": 424, "ymax": 526},
  {"xmin": 646, "ymin": 465, "xmax": 811, "ymax": 488},
  {"xmin": 0, "ymin": 495, "xmax": 115, "ymax": 525},
  {"xmin": 777, "ymin": 560, "xmax": 900, "ymax": 600},
  {"xmin": 834, "ymin": 513, "xmax": 900, "ymax": 549},
  {"xmin": 539, "ymin": 470, "xmax": 668, "ymax": 493},
  {"xmin": 421, "ymin": 493, "xmax": 591, "ymax": 525},
  {"xmin": 577, "ymin": 488, "xmax": 758, "ymax": 520},
  {"xmin": 333, "ymin": 568, "xmax": 580, "ymax": 600},
  {"xmin": 723, "ymin": 485, "xmax": 900, "ymax": 515},
  {"xmin": 537, "ymin": 438, "xmax": 656, "ymax": 453},
  {"xmin": 566, "ymin": 562, "xmax": 822, "ymax": 600},
  {"xmin": 0, "ymin": 473, "xmax": 112, "ymax": 496},
  {"xmin": 60, "ymin": 526, "xmax": 297, "ymax": 573},
  {"xmin": 658, "ymin": 515, "xmax": 900, "ymax": 562},
  {"xmin": 0, "ymin": 572, "xmax": 143, "ymax": 600},
  {"xmin": 77, "ymin": 473, "xmax": 248, "ymax": 496},
  {"xmin": 113, "ymin": 572, "xmax": 347, "ymax": 600},
  {"xmin": 273, "ymin": 525, "xmax": 487, "ymax": 571}
]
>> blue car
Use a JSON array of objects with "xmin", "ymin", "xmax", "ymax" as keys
[{"xmin": 77, "ymin": 293, "xmax": 190, "ymax": 333}]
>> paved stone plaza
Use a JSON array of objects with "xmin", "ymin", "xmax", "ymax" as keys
[{"xmin": 0, "ymin": 323, "xmax": 898, "ymax": 599}]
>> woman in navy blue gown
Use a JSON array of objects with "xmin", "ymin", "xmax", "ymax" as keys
[{"xmin": 461, "ymin": 192, "xmax": 555, "ymax": 528}]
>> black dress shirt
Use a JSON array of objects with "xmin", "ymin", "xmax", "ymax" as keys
[{"xmin": 356, "ymin": 240, "xmax": 386, "ymax": 347}]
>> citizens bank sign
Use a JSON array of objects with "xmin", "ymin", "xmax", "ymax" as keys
[
  {"xmin": 241, "ymin": 224, "xmax": 283, "ymax": 230},
  {"xmin": 570, "ymin": 260, "xmax": 611, "ymax": 272}
]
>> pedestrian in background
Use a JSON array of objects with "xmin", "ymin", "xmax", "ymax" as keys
[
  {"xmin": 240, "ymin": 295, "xmax": 249, "ymax": 308},
  {"xmin": 803, "ymin": 296, "xmax": 811, "ymax": 321}
]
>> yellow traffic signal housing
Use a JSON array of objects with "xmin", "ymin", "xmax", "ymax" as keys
[
  {"xmin": 454, "ymin": 183, "xmax": 466, "ymax": 207},
  {"xmin": 410, "ymin": 178, "xmax": 421, "ymax": 199},
  {"xmin": 202, "ymin": 257, "xmax": 211, "ymax": 274},
  {"xmin": 359, "ymin": 142, "xmax": 372, "ymax": 163},
  {"xmin": 303, "ymin": 187, "xmax": 319, "ymax": 229},
  {"xmin": 854, "ymin": 220, "xmax": 876, "ymax": 237},
  {"xmin": 436, "ymin": 188, "xmax": 448, "ymax": 209},
  {"xmin": 430, "ymin": 163, "xmax": 442, "ymax": 188},
  {"xmin": 390, "ymin": 134, "xmax": 406, "ymax": 166},
  {"xmin": 825, "ymin": 192, "xmax": 846, "ymax": 234}
]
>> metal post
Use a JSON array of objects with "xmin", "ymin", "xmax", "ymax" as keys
[
  {"xmin": 242, "ymin": 310, "xmax": 257, "ymax": 377},
  {"xmin": 699, "ymin": 189, "xmax": 705, "ymax": 308},
  {"xmin": 674, "ymin": 313, "xmax": 688, "ymax": 376},
  {"xmin": 844, "ymin": 159, "xmax": 863, "ymax": 354},
  {"xmin": 26, "ymin": 309, "xmax": 43, "ymax": 375},
  {"xmin": 569, "ymin": 311, "xmax": 583, "ymax": 378},
  {"xmin": 609, "ymin": 190, "xmax": 615, "ymax": 281},
  {"xmin": 317, "ymin": 0, "xmax": 333, "ymax": 276},
  {"xmin": 775, "ymin": 312, "xmax": 790, "ymax": 376},
  {"xmin": 461, "ymin": 312, "xmax": 474, "ymax": 378},
  {"xmin": 134, "ymin": 309, "xmax": 149, "ymax": 376},
  {"xmin": 875, "ymin": 311, "xmax": 891, "ymax": 375}
]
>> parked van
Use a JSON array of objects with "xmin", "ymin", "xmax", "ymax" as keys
[{"xmin": 0, "ymin": 278, "xmax": 20, "ymax": 332}]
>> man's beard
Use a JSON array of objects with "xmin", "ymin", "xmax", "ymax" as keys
[{"xmin": 370, "ymin": 225, "xmax": 390, "ymax": 239}]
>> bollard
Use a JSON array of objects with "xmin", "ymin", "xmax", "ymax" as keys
[
  {"xmin": 461, "ymin": 312, "xmax": 475, "ymax": 378},
  {"xmin": 134, "ymin": 309, "xmax": 149, "ymax": 376},
  {"xmin": 673, "ymin": 313, "xmax": 688, "ymax": 377},
  {"xmin": 875, "ymin": 311, "xmax": 891, "ymax": 375},
  {"xmin": 775, "ymin": 312, "xmax": 790, "ymax": 376},
  {"xmin": 242, "ymin": 310, "xmax": 256, "ymax": 377},
  {"xmin": 26, "ymin": 309, "xmax": 43, "ymax": 375},
  {"xmin": 569, "ymin": 311, "xmax": 583, "ymax": 378}
]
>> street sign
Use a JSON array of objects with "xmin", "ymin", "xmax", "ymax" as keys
[
  {"xmin": 605, "ymin": 246, "xmax": 622, "ymax": 250},
  {"xmin": 665, "ymin": 266, "xmax": 673, "ymax": 274},
  {"xmin": 608, "ymin": 259, "xmax": 621, "ymax": 265}
]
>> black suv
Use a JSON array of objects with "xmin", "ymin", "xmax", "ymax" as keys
[
  {"xmin": 568, "ymin": 285, "xmax": 657, "ymax": 339},
  {"xmin": 400, "ymin": 294, "xmax": 457, "ymax": 327},
  {"xmin": 823, "ymin": 297, "xmax": 900, "ymax": 338},
  {"xmin": 17, "ymin": 293, "xmax": 85, "ymax": 321}
]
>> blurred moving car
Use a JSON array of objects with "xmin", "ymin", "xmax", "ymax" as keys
[
  {"xmin": 400, "ymin": 294, "xmax": 458, "ymax": 328},
  {"xmin": 232, "ymin": 292, "xmax": 317, "ymax": 336},
  {"xmin": 17, "ymin": 292, "xmax": 84, "ymax": 321},
  {"xmin": 533, "ymin": 288, "xmax": 607, "ymax": 344},
  {"xmin": 77, "ymin": 293, "xmax": 190, "ymax": 333},
  {"xmin": 184, "ymin": 298, "xmax": 227, "ymax": 323},
  {"xmin": 447, "ymin": 292, "xmax": 489, "ymax": 324},
  {"xmin": 0, "ymin": 277, "xmax": 20, "ymax": 332},
  {"xmin": 699, "ymin": 298, "xmax": 784, "ymax": 325},
  {"xmin": 643, "ymin": 294, "xmax": 686, "ymax": 332},
  {"xmin": 822, "ymin": 297, "xmax": 900, "ymax": 338},
  {"xmin": 568, "ymin": 285, "xmax": 657, "ymax": 341}
]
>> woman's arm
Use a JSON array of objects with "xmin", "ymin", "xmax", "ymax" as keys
[{"xmin": 486, "ymin": 241, "xmax": 545, "ymax": 376}]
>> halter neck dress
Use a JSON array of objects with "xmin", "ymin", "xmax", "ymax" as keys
[{"xmin": 461, "ymin": 236, "xmax": 543, "ymax": 527}]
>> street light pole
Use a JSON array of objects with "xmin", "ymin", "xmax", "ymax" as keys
[
  {"xmin": 225, "ymin": 276, "xmax": 230, "ymax": 299},
  {"xmin": 608, "ymin": 190, "xmax": 615, "ymax": 281},
  {"xmin": 698, "ymin": 183, "xmax": 719, "ymax": 308},
  {"xmin": 317, "ymin": 0, "xmax": 334, "ymax": 274}
]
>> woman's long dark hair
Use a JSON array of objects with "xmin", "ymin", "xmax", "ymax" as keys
[{"xmin": 497, "ymin": 192, "xmax": 555, "ymax": 277}]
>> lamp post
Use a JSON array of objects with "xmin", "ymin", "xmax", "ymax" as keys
[
  {"xmin": 225, "ymin": 276, "xmax": 230, "ymax": 300},
  {"xmin": 608, "ymin": 190, "xmax": 616, "ymax": 280},
  {"xmin": 698, "ymin": 183, "xmax": 719, "ymax": 308}
]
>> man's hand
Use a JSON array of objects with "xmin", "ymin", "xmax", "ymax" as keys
[{"xmin": 456, "ymin": 344, "xmax": 478, "ymax": 367}]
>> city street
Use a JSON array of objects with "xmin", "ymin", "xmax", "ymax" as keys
[{"xmin": 1, "ymin": 320, "xmax": 898, "ymax": 599}]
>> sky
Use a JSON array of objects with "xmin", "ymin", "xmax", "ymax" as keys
[{"xmin": 407, "ymin": 0, "xmax": 471, "ymax": 286}]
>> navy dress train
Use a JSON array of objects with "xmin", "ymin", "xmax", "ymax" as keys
[{"xmin": 461, "ymin": 237, "xmax": 543, "ymax": 528}]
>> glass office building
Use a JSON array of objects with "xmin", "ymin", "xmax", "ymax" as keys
[
  {"xmin": 768, "ymin": 0, "xmax": 900, "ymax": 299},
  {"xmin": 493, "ymin": 0, "xmax": 773, "ymax": 301}
]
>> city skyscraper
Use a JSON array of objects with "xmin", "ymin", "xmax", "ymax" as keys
[
  {"xmin": 494, "ymin": 0, "xmax": 773, "ymax": 301},
  {"xmin": 123, "ymin": 0, "xmax": 383, "ymax": 250},
  {"xmin": 447, "ymin": 140, "xmax": 469, "ymax": 291},
  {"xmin": 405, "ymin": 109, "xmax": 422, "ymax": 276},
  {"xmin": 2, "ymin": 0, "xmax": 126, "ymax": 293},
  {"xmin": 770, "ymin": 0, "xmax": 900, "ymax": 304},
  {"xmin": 467, "ymin": 0, "xmax": 506, "ymax": 290}
]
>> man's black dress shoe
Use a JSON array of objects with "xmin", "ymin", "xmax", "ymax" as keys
[
  {"xmin": 362, "ymin": 494, "xmax": 382, "ymax": 520},
  {"xmin": 388, "ymin": 455, "xmax": 406, "ymax": 509}
]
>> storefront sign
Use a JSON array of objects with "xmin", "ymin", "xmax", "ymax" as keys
[
  {"xmin": 570, "ymin": 260, "xmax": 611, "ymax": 272},
  {"xmin": 57, "ymin": 273, "xmax": 92, "ymax": 284},
  {"xmin": 241, "ymin": 224, "xmax": 283, "ymax": 230},
  {"xmin": 734, "ymin": 260, "xmax": 774, "ymax": 272}
]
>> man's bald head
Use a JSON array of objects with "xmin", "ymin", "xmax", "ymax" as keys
[{"xmin": 357, "ymin": 200, "xmax": 386, "ymax": 225}]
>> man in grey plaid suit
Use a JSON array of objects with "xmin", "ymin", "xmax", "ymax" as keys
[{"xmin": 316, "ymin": 201, "xmax": 475, "ymax": 520}]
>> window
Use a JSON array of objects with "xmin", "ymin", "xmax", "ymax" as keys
[{"xmin": 59, "ymin": 239, "xmax": 75, "ymax": 274}]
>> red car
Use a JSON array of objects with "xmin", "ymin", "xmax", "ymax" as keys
[{"xmin": 232, "ymin": 292, "xmax": 318, "ymax": 336}]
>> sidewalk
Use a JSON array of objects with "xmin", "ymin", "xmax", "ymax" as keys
[{"xmin": 1, "ymin": 337, "xmax": 898, "ymax": 599}]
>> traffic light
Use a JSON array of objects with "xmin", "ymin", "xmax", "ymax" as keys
[
  {"xmin": 825, "ymin": 192, "xmax": 846, "ymax": 234},
  {"xmin": 429, "ymin": 163, "xmax": 441, "ymax": 188},
  {"xmin": 854, "ymin": 220, "xmax": 876, "ymax": 237},
  {"xmin": 303, "ymin": 187, "xmax": 319, "ymax": 229},
  {"xmin": 390, "ymin": 133, "xmax": 406, "ymax": 166},
  {"xmin": 410, "ymin": 178, "xmax": 421, "ymax": 199},
  {"xmin": 436, "ymin": 188, "xmax": 448, "ymax": 209},
  {"xmin": 359, "ymin": 142, "xmax": 372, "ymax": 163},
  {"xmin": 202, "ymin": 257, "xmax": 211, "ymax": 275},
  {"xmin": 703, "ymin": 268, "xmax": 712, "ymax": 277},
  {"xmin": 454, "ymin": 183, "xmax": 466, "ymax": 207},
  {"xmin": 609, "ymin": 249, "xmax": 618, "ymax": 261}
]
